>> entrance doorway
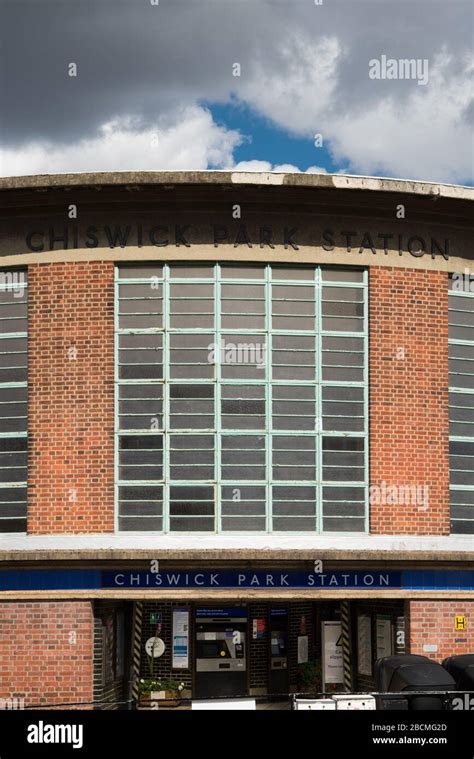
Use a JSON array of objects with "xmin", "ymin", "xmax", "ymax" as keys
[{"xmin": 194, "ymin": 608, "xmax": 248, "ymax": 698}]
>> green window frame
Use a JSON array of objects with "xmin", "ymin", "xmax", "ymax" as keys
[
  {"xmin": 115, "ymin": 263, "xmax": 368, "ymax": 534},
  {"xmin": 0, "ymin": 270, "xmax": 28, "ymax": 533},
  {"xmin": 448, "ymin": 277, "xmax": 474, "ymax": 533}
]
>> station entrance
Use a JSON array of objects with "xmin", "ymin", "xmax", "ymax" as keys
[{"xmin": 91, "ymin": 598, "xmax": 407, "ymax": 705}]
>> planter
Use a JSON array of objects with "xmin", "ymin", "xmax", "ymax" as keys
[
  {"xmin": 157, "ymin": 690, "xmax": 181, "ymax": 708},
  {"xmin": 139, "ymin": 690, "xmax": 181, "ymax": 709}
]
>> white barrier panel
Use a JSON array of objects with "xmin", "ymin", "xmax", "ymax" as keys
[
  {"xmin": 331, "ymin": 694, "xmax": 376, "ymax": 710},
  {"xmin": 294, "ymin": 698, "xmax": 336, "ymax": 711},
  {"xmin": 191, "ymin": 699, "xmax": 256, "ymax": 710}
]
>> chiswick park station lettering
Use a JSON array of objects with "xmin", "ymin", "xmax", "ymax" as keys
[
  {"xmin": 25, "ymin": 224, "xmax": 450, "ymax": 259},
  {"xmin": 108, "ymin": 571, "xmax": 397, "ymax": 588}
]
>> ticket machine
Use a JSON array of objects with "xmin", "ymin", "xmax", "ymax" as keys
[
  {"xmin": 269, "ymin": 608, "xmax": 289, "ymax": 695},
  {"xmin": 195, "ymin": 608, "xmax": 248, "ymax": 698}
]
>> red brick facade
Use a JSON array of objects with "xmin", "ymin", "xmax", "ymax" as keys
[
  {"xmin": 23, "ymin": 261, "xmax": 452, "ymax": 537},
  {"xmin": 0, "ymin": 601, "xmax": 94, "ymax": 708},
  {"xmin": 8, "ymin": 262, "xmax": 464, "ymax": 704},
  {"xmin": 409, "ymin": 601, "xmax": 474, "ymax": 662},
  {"xmin": 27, "ymin": 262, "xmax": 115, "ymax": 533},
  {"xmin": 0, "ymin": 173, "xmax": 470, "ymax": 710},
  {"xmin": 369, "ymin": 267, "xmax": 450, "ymax": 534}
]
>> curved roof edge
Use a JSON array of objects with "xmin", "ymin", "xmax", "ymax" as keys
[{"xmin": 0, "ymin": 170, "xmax": 473, "ymax": 201}]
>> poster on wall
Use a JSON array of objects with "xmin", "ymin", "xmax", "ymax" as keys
[
  {"xmin": 297, "ymin": 635, "xmax": 309, "ymax": 664},
  {"xmin": 357, "ymin": 615, "xmax": 372, "ymax": 676},
  {"xmin": 376, "ymin": 615, "xmax": 393, "ymax": 659},
  {"xmin": 322, "ymin": 621, "xmax": 343, "ymax": 689},
  {"xmin": 172, "ymin": 608, "xmax": 189, "ymax": 669},
  {"xmin": 252, "ymin": 618, "xmax": 265, "ymax": 640}
]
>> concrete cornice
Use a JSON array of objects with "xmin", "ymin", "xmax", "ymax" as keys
[
  {"xmin": 0, "ymin": 534, "xmax": 473, "ymax": 563},
  {"xmin": 1, "ymin": 589, "xmax": 472, "ymax": 601},
  {"xmin": 0, "ymin": 171, "xmax": 472, "ymax": 202}
]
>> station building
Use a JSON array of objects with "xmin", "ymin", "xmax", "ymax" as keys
[{"xmin": 0, "ymin": 171, "xmax": 473, "ymax": 707}]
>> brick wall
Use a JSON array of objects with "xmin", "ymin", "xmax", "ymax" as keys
[
  {"xmin": 0, "ymin": 601, "xmax": 94, "ymax": 708},
  {"xmin": 369, "ymin": 267, "xmax": 450, "ymax": 534},
  {"xmin": 27, "ymin": 262, "xmax": 114, "ymax": 533},
  {"xmin": 409, "ymin": 600, "xmax": 474, "ymax": 662}
]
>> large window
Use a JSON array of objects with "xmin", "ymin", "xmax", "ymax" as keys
[
  {"xmin": 0, "ymin": 270, "xmax": 28, "ymax": 533},
  {"xmin": 449, "ymin": 277, "xmax": 474, "ymax": 533},
  {"xmin": 116, "ymin": 264, "xmax": 368, "ymax": 533}
]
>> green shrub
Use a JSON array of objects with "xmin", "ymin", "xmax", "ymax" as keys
[
  {"xmin": 138, "ymin": 678, "xmax": 185, "ymax": 694},
  {"xmin": 298, "ymin": 659, "xmax": 322, "ymax": 693}
]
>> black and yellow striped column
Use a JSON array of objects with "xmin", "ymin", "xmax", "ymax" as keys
[
  {"xmin": 130, "ymin": 601, "xmax": 144, "ymax": 705},
  {"xmin": 340, "ymin": 601, "xmax": 353, "ymax": 692}
]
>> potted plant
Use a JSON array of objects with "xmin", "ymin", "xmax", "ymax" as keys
[
  {"xmin": 137, "ymin": 639, "xmax": 185, "ymax": 707},
  {"xmin": 297, "ymin": 659, "xmax": 323, "ymax": 695},
  {"xmin": 138, "ymin": 677, "xmax": 185, "ymax": 708}
]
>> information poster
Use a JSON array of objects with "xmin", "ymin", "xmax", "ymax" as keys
[
  {"xmin": 357, "ymin": 615, "xmax": 372, "ymax": 676},
  {"xmin": 322, "ymin": 621, "xmax": 343, "ymax": 689},
  {"xmin": 376, "ymin": 615, "xmax": 393, "ymax": 659},
  {"xmin": 252, "ymin": 618, "xmax": 265, "ymax": 639},
  {"xmin": 172, "ymin": 608, "xmax": 189, "ymax": 669}
]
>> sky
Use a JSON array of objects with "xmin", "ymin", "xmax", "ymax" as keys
[{"xmin": 0, "ymin": 0, "xmax": 473, "ymax": 184}]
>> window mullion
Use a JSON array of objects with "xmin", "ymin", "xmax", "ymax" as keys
[
  {"xmin": 266, "ymin": 265, "xmax": 272, "ymax": 533},
  {"xmin": 215, "ymin": 264, "xmax": 221, "ymax": 533},
  {"xmin": 163, "ymin": 264, "xmax": 170, "ymax": 534},
  {"xmin": 316, "ymin": 266, "xmax": 322, "ymax": 534}
]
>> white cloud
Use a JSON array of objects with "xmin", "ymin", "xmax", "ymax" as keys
[
  {"xmin": 0, "ymin": 106, "xmax": 241, "ymax": 177},
  {"xmin": 0, "ymin": 104, "xmax": 329, "ymax": 178},
  {"xmin": 1, "ymin": 42, "xmax": 471, "ymax": 184},
  {"xmin": 239, "ymin": 36, "xmax": 342, "ymax": 136},
  {"xmin": 237, "ymin": 40, "xmax": 474, "ymax": 184},
  {"xmin": 232, "ymin": 160, "xmax": 327, "ymax": 174},
  {"xmin": 327, "ymin": 51, "xmax": 474, "ymax": 183}
]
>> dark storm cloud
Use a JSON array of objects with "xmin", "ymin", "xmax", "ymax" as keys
[{"xmin": 0, "ymin": 0, "xmax": 472, "ymax": 147}]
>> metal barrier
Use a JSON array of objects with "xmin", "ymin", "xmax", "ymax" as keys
[{"xmin": 6, "ymin": 690, "xmax": 474, "ymax": 710}]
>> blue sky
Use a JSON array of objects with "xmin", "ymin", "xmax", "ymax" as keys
[{"xmin": 207, "ymin": 101, "xmax": 340, "ymax": 174}]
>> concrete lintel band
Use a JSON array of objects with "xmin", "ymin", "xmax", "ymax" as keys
[
  {"xmin": 1, "ymin": 589, "xmax": 474, "ymax": 601},
  {"xmin": 0, "ymin": 247, "xmax": 470, "ymax": 273}
]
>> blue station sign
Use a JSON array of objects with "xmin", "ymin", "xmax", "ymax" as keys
[{"xmin": 0, "ymin": 569, "xmax": 474, "ymax": 591}]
